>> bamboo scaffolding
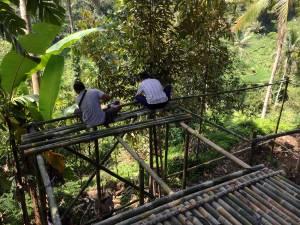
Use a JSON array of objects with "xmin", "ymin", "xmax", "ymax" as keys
[
  {"xmin": 180, "ymin": 122, "xmax": 251, "ymax": 169},
  {"xmin": 22, "ymin": 114, "xmax": 191, "ymax": 155},
  {"xmin": 36, "ymin": 155, "xmax": 62, "ymax": 225}
]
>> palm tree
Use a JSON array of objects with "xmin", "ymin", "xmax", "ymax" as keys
[
  {"xmin": 275, "ymin": 30, "xmax": 300, "ymax": 104},
  {"xmin": 231, "ymin": 0, "xmax": 294, "ymax": 118}
]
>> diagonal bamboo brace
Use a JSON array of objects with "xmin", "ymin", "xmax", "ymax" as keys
[
  {"xmin": 180, "ymin": 122, "xmax": 251, "ymax": 169},
  {"xmin": 116, "ymin": 136, "xmax": 174, "ymax": 195}
]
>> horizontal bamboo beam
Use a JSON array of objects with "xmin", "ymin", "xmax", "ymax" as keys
[
  {"xmin": 173, "ymin": 81, "xmax": 283, "ymax": 101},
  {"xmin": 179, "ymin": 107, "xmax": 249, "ymax": 142},
  {"xmin": 180, "ymin": 122, "xmax": 251, "ymax": 169},
  {"xmin": 36, "ymin": 155, "xmax": 62, "ymax": 225},
  {"xmin": 116, "ymin": 136, "xmax": 173, "ymax": 195},
  {"xmin": 254, "ymin": 128, "xmax": 300, "ymax": 143},
  {"xmin": 22, "ymin": 114, "xmax": 191, "ymax": 155}
]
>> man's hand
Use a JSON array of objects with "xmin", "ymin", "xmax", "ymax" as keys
[{"xmin": 101, "ymin": 94, "xmax": 111, "ymax": 102}]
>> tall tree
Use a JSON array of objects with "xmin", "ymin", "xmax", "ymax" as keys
[
  {"xmin": 232, "ymin": 0, "xmax": 296, "ymax": 118},
  {"xmin": 19, "ymin": 0, "xmax": 40, "ymax": 95}
]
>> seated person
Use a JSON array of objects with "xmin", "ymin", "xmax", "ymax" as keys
[
  {"xmin": 135, "ymin": 71, "xmax": 172, "ymax": 110},
  {"xmin": 73, "ymin": 80, "xmax": 121, "ymax": 127}
]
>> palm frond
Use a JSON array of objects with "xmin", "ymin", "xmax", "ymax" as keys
[
  {"xmin": 232, "ymin": 0, "xmax": 271, "ymax": 32},
  {"xmin": 274, "ymin": 0, "xmax": 289, "ymax": 30},
  {"xmin": 27, "ymin": 0, "xmax": 65, "ymax": 25},
  {"xmin": 0, "ymin": 2, "xmax": 26, "ymax": 42}
]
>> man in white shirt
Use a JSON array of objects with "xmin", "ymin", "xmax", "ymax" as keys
[
  {"xmin": 74, "ymin": 81, "xmax": 121, "ymax": 127},
  {"xmin": 135, "ymin": 71, "xmax": 171, "ymax": 109}
]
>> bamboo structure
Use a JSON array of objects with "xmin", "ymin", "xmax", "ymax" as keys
[
  {"xmin": 95, "ymin": 168, "xmax": 300, "ymax": 225},
  {"xmin": 18, "ymin": 78, "xmax": 300, "ymax": 225}
]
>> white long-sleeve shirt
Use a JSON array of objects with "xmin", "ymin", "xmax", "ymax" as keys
[{"xmin": 136, "ymin": 79, "xmax": 168, "ymax": 104}]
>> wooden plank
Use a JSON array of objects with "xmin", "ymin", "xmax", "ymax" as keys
[{"xmin": 22, "ymin": 114, "xmax": 191, "ymax": 155}]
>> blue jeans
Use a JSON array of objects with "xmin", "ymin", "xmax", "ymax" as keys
[{"xmin": 135, "ymin": 85, "xmax": 172, "ymax": 109}]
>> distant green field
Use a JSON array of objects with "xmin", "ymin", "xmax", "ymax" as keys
[{"xmin": 238, "ymin": 18, "xmax": 300, "ymax": 84}]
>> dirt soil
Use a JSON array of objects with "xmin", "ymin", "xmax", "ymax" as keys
[{"xmin": 199, "ymin": 134, "xmax": 300, "ymax": 185}]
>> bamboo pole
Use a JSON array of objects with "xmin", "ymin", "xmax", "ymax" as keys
[
  {"xmin": 116, "ymin": 136, "xmax": 173, "ymax": 195},
  {"xmin": 182, "ymin": 132, "xmax": 190, "ymax": 189},
  {"xmin": 164, "ymin": 124, "xmax": 169, "ymax": 180},
  {"xmin": 139, "ymin": 164, "xmax": 145, "ymax": 206},
  {"xmin": 179, "ymin": 107, "xmax": 249, "ymax": 142},
  {"xmin": 180, "ymin": 122, "xmax": 251, "ymax": 169},
  {"xmin": 23, "ymin": 114, "xmax": 191, "ymax": 155},
  {"xmin": 36, "ymin": 155, "xmax": 62, "ymax": 225},
  {"xmin": 94, "ymin": 128, "xmax": 102, "ymax": 215},
  {"xmin": 274, "ymin": 77, "xmax": 289, "ymax": 135},
  {"xmin": 149, "ymin": 118, "xmax": 154, "ymax": 195},
  {"xmin": 62, "ymin": 171, "xmax": 97, "ymax": 220}
]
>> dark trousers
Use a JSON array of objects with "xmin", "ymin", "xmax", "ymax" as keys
[
  {"xmin": 103, "ymin": 106, "xmax": 121, "ymax": 125},
  {"xmin": 135, "ymin": 85, "xmax": 172, "ymax": 109}
]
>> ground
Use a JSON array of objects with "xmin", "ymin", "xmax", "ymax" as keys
[{"xmin": 196, "ymin": 134, "xmax": 300, "ymax": 185}]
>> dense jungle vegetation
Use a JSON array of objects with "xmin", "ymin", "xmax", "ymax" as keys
[{"xmin": 0, "ymin": 0, "xmax": 300, "ymax": 224}]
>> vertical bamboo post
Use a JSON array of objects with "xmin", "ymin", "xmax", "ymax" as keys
[
  {"xmin": 7, "ymin": 120, "xmax": 30, "ymax": 225},
  {"xmin": 182, "ymin": 132, "xmax": 190, "ymax": 189},
  {"xmin": 295, "ymin": 154, "xmax": 300, "ymax": 174},
  {"xmin": 164, "ymin": 124, "xmax": 169, "ymax": 180},
  {"xmin": 272, "ymin": 77, "xmax": 289, "ymax": 160},
  {"xmin": 93, "ymin": 128, "xmax": 102, "ymax": 215},
  {"xmin": 139, "ymin": 165, "xmax": 144, "ymax": 206},
  {"xmin": 153, "ymin": 125, "xmax": 160, "ymax": 177},
  {"xmin": 274, "ymin": 77, "xmax": 289, "ymax": 135},
  {"xmin": 153, "ymin": 115, "xmax": 161, "ymax": 196},
  {"xmin": 250, "ymin": 130, "xmax": 257, "ymax": 165},
  {"xmin": 148, "ymin": 112, "xmax": 155, "ymax": 195}
]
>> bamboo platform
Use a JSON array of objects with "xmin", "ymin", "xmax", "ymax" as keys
[
  {"xmin": 95, "ymin": 166, "xmax": 300, "ymax": 225},
  {"xmin": 20, "ymin": 107, "xmax": 191, "ymax": 155}
]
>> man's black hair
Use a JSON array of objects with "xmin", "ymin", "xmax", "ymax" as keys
[
  {"xmin": 138, "ymin": 71, "xmax": 152, "ymax": 81},
  {"xmin": 73, "ymin": 80, "xmax": 85, "ymax": 94}
]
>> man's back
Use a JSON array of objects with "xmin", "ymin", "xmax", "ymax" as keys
[
  {"xmin": 76, "ymin": 89, "xmax": 105, "ymax": 127},
  {"xmin": 137, "ymin": 78, "xmax": 168, "ymax": 104}
]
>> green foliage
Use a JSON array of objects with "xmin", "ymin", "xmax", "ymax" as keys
[
  {"xmin": 32, "ymin": 27, "xmax": 105, "ymax": 74},
  {"xmin": 0, "ymin": 51, "xmax": 37, "ymax": 95},
  {"xmin": 0, "ymin": 1, "xmax": 25, "ymax": 43},
  {"xmin": 18, "ymin": 22, "xmax": 61, "ymax": 55},
  {"xmin": 39, "ymin": 55, "xmax": 64, "ymax": 120}
]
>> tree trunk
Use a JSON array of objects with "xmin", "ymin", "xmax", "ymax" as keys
[
  {"xmin": 19, "ymin": 0, "xmax": 40, "ymax": 95},
  {"xmin": 275, "ymin": 57, "xmax": 288, "ymax": 105},
  {"xmin": 66, "ymin": 0, "xmax": 75, "ymax": 33},
  {"xmin": 261, "ymin": 30, "xmax": 285, "ymax": 118}
]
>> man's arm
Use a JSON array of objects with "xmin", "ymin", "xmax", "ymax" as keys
[{"xmin": 136, "ymin": 83, "xmax": 143, "ymax": 96}]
